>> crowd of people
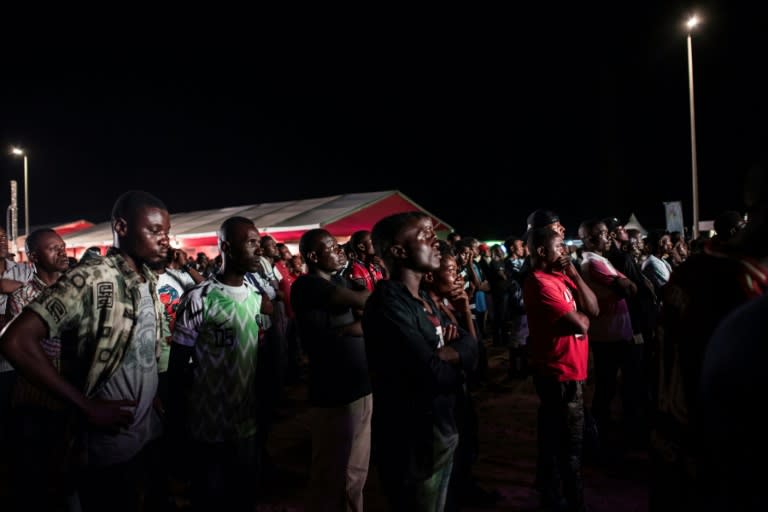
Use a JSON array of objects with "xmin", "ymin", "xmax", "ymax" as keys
[{"xmin": 0, "ymin": 173, "xmax": 766, "ymax": 511}]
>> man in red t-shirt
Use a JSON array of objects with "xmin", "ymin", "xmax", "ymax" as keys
[
  {"xmin": 346, "ymin": 230, "xmax": 385, "ymax": 292},
  {"xmin": 523, "ymin": 228, "xmax": 598, "ymax": 512}
]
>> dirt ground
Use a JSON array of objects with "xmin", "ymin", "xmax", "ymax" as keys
[
  {"xmin": 0, "ymin": 344, "xmax": 649, "ymax": 511},
  {"xmin": 255, "ymin": 344, "xmax": 649, "ymax": 511}
]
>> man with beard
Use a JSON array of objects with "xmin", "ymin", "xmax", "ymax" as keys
[
  {"xmin": 363, "ymin": 212, "xmax": 477, "ymax": 511},
  {"xmin": 0, "ymin": 190, "xmax": 172, "ymax": 511}
]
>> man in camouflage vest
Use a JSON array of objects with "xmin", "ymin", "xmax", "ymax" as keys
[{"xmin": 0, "ymin": 190, "xmax": 171, "ymax": 512}]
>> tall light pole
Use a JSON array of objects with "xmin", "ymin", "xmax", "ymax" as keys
[
  {"xmin": 11, "ymin": 147, "xmax": 29, "ymax": 236},
  {"xmin": 686, "ymin": 15, "xmax": 701, "ymax": 239}
]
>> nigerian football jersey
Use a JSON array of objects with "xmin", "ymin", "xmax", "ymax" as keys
[{"xmin": 173, "ymin": 277, "xmax": 262, "ymax": 442}]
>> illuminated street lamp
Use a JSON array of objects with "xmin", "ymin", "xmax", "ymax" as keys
[
  {"xmin": 10, "ymin": 147, "xmax": 29, "ymax": 236},
  {"xmin": 686, "ymin": 15, "xmax": 701, "ymax": 239}
]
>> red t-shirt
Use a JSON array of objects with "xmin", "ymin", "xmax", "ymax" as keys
[
  {"xmin": 349, "ymin": 260, "xmax": 384, "ymax": 292},
  {"xmin": 523, "ymin": 269, "xmax": 589, "ymax": 381}
]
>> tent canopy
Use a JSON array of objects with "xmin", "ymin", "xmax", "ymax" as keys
[
  {"xmin": 62, "ymin": 190, "xmax": 453, "ymax": 249},
  {"xmin": 624, "ymin": 212, "xmax": 648, "ymax": 236}
]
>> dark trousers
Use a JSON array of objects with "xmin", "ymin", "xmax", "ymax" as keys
[
  {"xmin": 591, "ymin": 340, "xmax": 645, "ymax": 433},
  {"xmin": 9, "ymin": 406, "xmax": 74, "ymax": 511},
  {"xmin": 191, "ymin": 436, "xmax": 260, "ymax": 512},
  {"xmin": 79, "ymin": 448, "xmax": 148, "ymax": 512},
  {"xmin": 534, "ymin": 376, "xmax": 585, "ymax": 512},
  {"xmin": 0, "ymin": 370, "xmax": 16, "ymax": 449}
]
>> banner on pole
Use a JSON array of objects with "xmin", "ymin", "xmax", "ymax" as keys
[{"xmin": 664, "ymin": 201, "xmax": 685, "ymax": 234}]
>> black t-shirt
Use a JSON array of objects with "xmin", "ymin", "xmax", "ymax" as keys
[{"xmin": 291, "ymin": 273, "xmax": 371, "ymax": 406}]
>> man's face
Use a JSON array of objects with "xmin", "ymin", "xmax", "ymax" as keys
[
  {"xmin": 312, "ymin": 234, "xmax": 346, "ymax": 273},
  {"xmin": 513, "ymin": 240, "xmax": 525, "ymax": 258},
  {"xmin": 124, "ymin": 207, "xmax": 171, "ymax": 270},
  {"xmin": 30, "ymin": 232, "xmax": 69, "ymax": 273},
  {"xmin": 261, "ymin": 238, "xmax": 278, "ymax": 259},
  {"xmin": 456, "ymin": 246, "xmax": 473, "ymax": 267},
  {"xmin": 613, "ymin": 225, "xmax": 629, "ymax": 242},
  {"xmin": 0, "ymin": 227, "xmax": 8, "ymax": 259},
  {"xmin": 550, "ymin": 221, "xmax": 566, "ymax": 237},
  {"xmin": 289, "ymin": 255, "xmax": 304, "ymax": 275},
  {"xmin": 588, "ymin": 223, "xmax": 610, "ymax": 253},
  {"xmin": 659, "ymin": 235, "xmax": 673, "ymax": 255},
  {"xmin": 226, "ymin": 224, "xmax": 263, "ymax": 274},
  {"xmin": 543, "ymin": 235, "xmax": 566, "ymax": 267},
  {"xmin": 398, "ymin": 216, "xmax": 440, "ymax": 272},
  {"xmin": 471, "ymin": 241, "xmax": 481, "ymax": 258},
  {"xmin": 278, "ymin": 245, "xmax": 292, "ymax": 261},
  {"xmin": 359, "ymin": 234, "xmax": 375, "ymax": 257}
]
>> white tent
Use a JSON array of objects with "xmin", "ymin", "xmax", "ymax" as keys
[
  {"xmin": 623, "ymin": 212, "xmax": 647, "ymax": 236},
  {"xmin": 62, "ymin": 190, "xmax": 453, "ymax": 256}
]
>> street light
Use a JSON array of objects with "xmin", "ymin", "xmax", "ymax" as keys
[
  {"xmin": 686, "ymin": 15, "xmax": 701, "ymax": 239},
  {"xmin": 10, "ymin": 147, "xmax": 29, "ymax": 236}
]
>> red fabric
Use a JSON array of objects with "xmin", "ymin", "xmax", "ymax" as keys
[
  {"xmin": 324, "ymin": 194, "xmax": 451, "ymax": 235},
  {"xmin": 279, "ymin": 271, "xmax": 299, "ymax": 318},
  {"xmin": 348, "ymin": 260, "xmax": 384, "ymax": 292},
  {"xmin": 523, "ymin": 270, "xmax": 589, "ymax": 381},
  {"xmin": 52, "ymin": 219, "xmax": 94, "ymax": 236}
]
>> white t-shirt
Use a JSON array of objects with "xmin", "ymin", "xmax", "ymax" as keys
[{"xmin": 89, "ymin": 282, "xmax": 162, "ymax": 466}]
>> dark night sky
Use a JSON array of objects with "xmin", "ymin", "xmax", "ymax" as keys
[{"xmin": 1, "ymin": 3, "xmax": 767, "ymax": 240}]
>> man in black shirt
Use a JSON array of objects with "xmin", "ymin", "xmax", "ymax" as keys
[
  {"xmin": 291, "ymin": 229, "xmax": 371, "ymax": 512},
  {"xmin": 363, "ymin": 212, "xmax": 477, "ymax": 511}
]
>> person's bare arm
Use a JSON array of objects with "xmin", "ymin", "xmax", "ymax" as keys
[
  {"xmin": 613, "ymin": 276, "xmax": 638, "ymax": 298},
  {"xmin": 339, "ymin": 320, "xmax": 364, "ymax": 337},
  {"xmin": 0, "ymin": 310, "xmax": 135, "ymax": 429},
  {"xmin": 329, "ymin": 286, "xmax": 370, "ymax": 310},
  {"xmin": 0, "ymin": 279, "xmax": 23, "ymax": 294},
  {"xmin": 553, "ymin": 310, "xmax": 591, "ymax": 336},
  {"xmin": 557, "ymin": 255, "xmax": 599, "ymax": 317},
  {"xmin": 260, "ymin": 293, "xmax": 274, "ymax": 315}
]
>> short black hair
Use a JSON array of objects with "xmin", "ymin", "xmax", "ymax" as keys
[
  {"xmin": 299, "ymin": 228, "xmax": 330, "ymax": 259},
  {"xmin": 218, "ymin": 216, "xmax": 256, "ymax": 242},
  {"xmin": 454, "ymin": 238, "xmax": 475, "ymax": 253},
  {"xmin": 371, "ymin": 212, "xmax": 428, "ymax": 264},
  {"xmin": 528, "ymin": 227, "xmax": 561, "ymax": 262},
  {"xmin": 714, "ymin": 210, "xmax": 744, "ymax": 240},
  {"xmin": 350, "ymin": 230, "xmax": 370, "ymax": 250},
  {"xmin": 25, "ymin": 228, "xmax": 59, "ymax": 254},
  {"xmin": 504, "ymin": 236, "xmax": 522, "ymax": 254},
  {"xmin": 578, "ymin": 218, "xmax": 604, "ymax": 240},
  {"xmin": 645, "ymin": 230, "xmax": 669, "ymax": 252},
  {"xmin": 437, "ymin": 240, "xmax": 455, "ymax": 258},
  {"xmin": 111, "ymin": 190, "xmax": 167, "ymax": 223}
]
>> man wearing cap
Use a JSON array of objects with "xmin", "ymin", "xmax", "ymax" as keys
[
  {"xmin": 526, "ymin": 209, "xmax": 566, "ymax": 238},
  {"xmin": 602, "ymin": 217, "xmax": 656, "ymax": 443},
  {"xmin": 578, "ymin": 219, "xmax": 638, "ymax": 445}
]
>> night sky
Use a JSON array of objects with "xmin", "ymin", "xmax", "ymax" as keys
[{"xmin": 2, "ymin": 2, "xmax": 766, "ymax": 240}]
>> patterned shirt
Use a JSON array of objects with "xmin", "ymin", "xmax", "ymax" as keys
[
  {"xmin": 0, "ymin": 259, "xmax": 35, "ymax": 372},
  {"xmin": 27, "ymin": 250, "xmax": 164, "ymax": 398},
  {"xmin": 0, "ymin": 258, "xmax": 35, "ymax": 315},
  {"xmin": 173, "ymin": 277, "xmax": 262, "ymax": 442},
  {"xmin": 8, "ymin": 274, "xmax": 66, "ymax": 409}
]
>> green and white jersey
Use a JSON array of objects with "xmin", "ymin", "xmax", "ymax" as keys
[{"xmin": 173, "ymin": 276, "xmax": 262, "ymax": 442}]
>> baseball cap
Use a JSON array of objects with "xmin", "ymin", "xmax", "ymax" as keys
[
  {"xmin": 602, "ymin": 217, "xmax": 623, "ymax": 233},
  {"xmin": 526, "ymin": 209, "xmax": 560, "ymax": 230}
]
